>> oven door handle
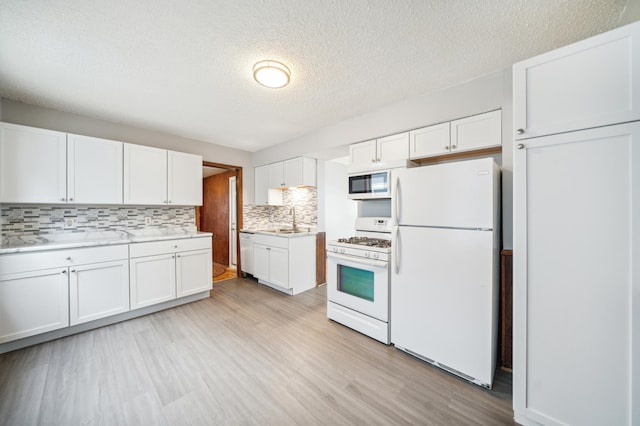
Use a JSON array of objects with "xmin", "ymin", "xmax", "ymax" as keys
[{"xmin": 327, "ymin": 252, "xmax": 389, "ymax": 268}]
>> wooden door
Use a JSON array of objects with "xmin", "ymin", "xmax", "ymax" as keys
[{"xmin": 201, "ymin": 170, "xmax": 236, "ymax": 267}]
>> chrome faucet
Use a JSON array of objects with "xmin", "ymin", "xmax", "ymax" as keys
[{"xmin": 289, "ymin": 207, "xmax": 296, "ymax": 229}]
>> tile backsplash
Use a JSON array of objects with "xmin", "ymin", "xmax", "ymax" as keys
[
  {"xmin": 0, "ymin": 205, "xmax": 195, "ymax": 237},
  {"xmin": 243, "ymin": 187, "xmax": 317, "ymax": 229}
]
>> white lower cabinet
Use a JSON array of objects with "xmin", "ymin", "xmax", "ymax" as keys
[
  {"xmin": 0, "ymin": 268, "xmax": 69, "ymax": 343},
  {"xmin": 0, "ymin": 244, "xmax": 129, "ymax": 343},
  {"xmin": 69, "ymin": 259, "xmax": 129, "ymax": 326},
  {"xmin": 254, "ymin": 244, "xmax": 289, "ymax": 288},
  {"xmin": 0, "ymin": 236, "xmax": 212, "ymax": 348},
  {"xmin": 129, "ymin": 254, "xmax": 176, "ymax": 310},
  {"xmin": 252, "ymin": 234, "xmax": 316, "ymax": 295},
  {"xmin": 176, "ymin": 249, "xmax": 212, "ymax": 297},
  {"xmin": 129, "ymin": 237, "xmax": 212, "ymax": 310}
]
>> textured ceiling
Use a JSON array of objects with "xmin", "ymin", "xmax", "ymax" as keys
[{"xmin": 0, "ymin": 0, "xmax": 630, "ymax": 152}]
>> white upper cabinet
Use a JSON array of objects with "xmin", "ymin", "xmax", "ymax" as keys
[
  {"xmin": 268, "ymin": 161, "xmax": 285, "ymax": 188},
  {"xmin": 168, "ymin": 150, "xmax": 202, "ymax": 206},
  {"xmin": 1, "ymin": 122, "xmax": 202, "ymax": 206},
  {"xmin": 349, "ymin": 133, "xmax": 408, "ymax": 172},
  {"xmin": 124, "ymin": 144, "xmax": 202, "ymax": 206},
  {"xmin": 254, "ymin": 157, "xmax": 317, "ymax": 205},
  {"xmin": 67, "ymin": 134, "xmax": 123, "ymax": 204},
  {"xmin": 254, "ymin": 165, "xmax": 269, "ymax": 205},
  {"xmin": 450, "ymin": 110, "xmax": 501, "ymax": 153},
  {"xmin": 409, "ymin": 111, "xmax": 501, "ymax": 160},
  {"xmin": 283, "ymin": 157, "xmax": 316, "ymax": 187},
  {"xmin": 349, "ymin": 139, "xmax": 377, "ymax": 171},
  {"xmin": 377, "ymin": 132, "xmax": 409, "ymax": 163},
  {"xmin": 409, "ymin": 122, "xmax": 450, "ymax": 159},
  {"xmin": 513, "ymin": 21, "xmax": 640, "ymax": 140},
  {"xmin": 124, "ymin": 144, "xmax": 168, "ymax": 205},
  {"xmin": 0, "ymin": 122, "xmax": 67, "ymax": 203}
]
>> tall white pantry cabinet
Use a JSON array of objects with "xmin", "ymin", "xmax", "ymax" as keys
[{"xmin": 513, "ymin": 21, "xmax": 640, "ymax": 426}]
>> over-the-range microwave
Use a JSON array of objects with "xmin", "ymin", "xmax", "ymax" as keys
[{"xmin": 348, "ymin": 170, "xmax": 391, "ymax": 199}]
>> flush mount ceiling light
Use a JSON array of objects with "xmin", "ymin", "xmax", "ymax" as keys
[{"xmin": 253, "ymin": 60, "xmax": 291, "ymax": 88}]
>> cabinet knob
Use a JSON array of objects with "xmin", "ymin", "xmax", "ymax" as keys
[
  {"xmin": 174, "ymin": 245, "xmax": 178, "ymax": 248},
  {"xmin": 168, "ymin": 200, "xmax": 172, "ymax": 203},
  {"xmin": 71, "ymin": 269, "xmax": 76, "ymax": 273},
  {"xmin": 444, "ymin": 146, "xmax": 450, "ymax": 151},
  {"xmin": 516, "ymin": 128, "xmax": 524, "ymax": 135},
  {"xmin": 517, "ymin": 143, "xmax": 525, "ymax": 150},
  {"xmin": 62, "ymin": 270, "xmax": 67, "ymax": 274},
  {"xmin": 69, "ymin": 198, "xmax": 74, "ymax": 201},
  {"xmin": 60, "ymin": 198, "xmax": 66, "ymax": 201},
  {"xmin": 163, "ymin": 200, "xmax": 167, "ymax": 203},
  {"xmin": 177, "ymin": 255, "xmax": 181, "ymax": 258},
  {"xmin": 66, "ymin": 256, "xmax": 72, "ymax": 261},
  {"xmin": 371, "ymin": 159, "xmax": 376, "ymax": 163},
  {"xmin": 451, "ymin": 145, "xmax": 457, "ymax": 150}
]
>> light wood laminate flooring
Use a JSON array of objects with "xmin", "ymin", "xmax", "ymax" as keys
[{"xmin": 0, "ymin": 278, "xmax": 514, "ymax": 425}]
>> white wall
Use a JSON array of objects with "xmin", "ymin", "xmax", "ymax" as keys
[
  {"xmin": 0, "ymin": 98, "xmax": 255, "ymax": 205},
  {"xmin": 322, "ymin": 160, "xmax": 357, "ymax": 242},
  {"xmin": 253, "ymin": 69, "xmax": 514, "ymax": 249}
]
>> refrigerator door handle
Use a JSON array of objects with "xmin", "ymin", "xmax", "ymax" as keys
[
  {"xmin": 393, "ymin": 176, "xmax": 400, "ymax": 226},
  {"xmin": 393, "ymin": 226, "xmax": 400, "ymax": 274}
]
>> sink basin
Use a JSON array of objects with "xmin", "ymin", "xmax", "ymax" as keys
[{"xmin": 259, "ymin": 228, "xmax": 306, "ymax": 234}]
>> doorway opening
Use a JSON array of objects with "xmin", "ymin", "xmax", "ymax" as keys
[{"xmin": 195, "ymin": 161, "xmax": 243, "ymax": 282}]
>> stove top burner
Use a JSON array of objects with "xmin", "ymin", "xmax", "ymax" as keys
[{"xmin": 336, "ymin": 236, "xmax": 391, "ymax": 248}]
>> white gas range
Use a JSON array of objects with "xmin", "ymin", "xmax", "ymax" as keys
[{"xmin": 326, "ymin": 217, "xmax": 392, "ymax": 344}]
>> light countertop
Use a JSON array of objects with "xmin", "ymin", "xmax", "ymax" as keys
[{"xmin": 0, "ymin": 229, "xmax": 213, "ymax": 255}]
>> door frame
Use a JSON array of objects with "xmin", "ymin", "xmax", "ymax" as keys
[
  {"xmin": 200, "ymin": 160, "xmax": 243, "ymax": 278},
  {"xmin": 229, "ymin": 175, "xmax": 237, "ymax": 267}
]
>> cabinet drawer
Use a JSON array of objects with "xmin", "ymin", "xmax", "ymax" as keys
[
  {"xmin": 129, "ymin": 237, "xmax": 211, "ymax": 258},
  {"xmin": 253, "ymin": 234, "xmax": 289, "ymax": 249},
  {"xmin": 0, "ymin": 244, "xmax": 128, "ymax": 274}
]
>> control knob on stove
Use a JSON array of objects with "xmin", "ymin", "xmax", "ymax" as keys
[
  {"xmin": 333, "ymin": 247, "xmax": 338, "ymax": 253},
  {"xmin": 364, "ymin": 252, "xmax": 370, "ymax": 258},
  {"xmin": 340, "ymin": 248, "xmax": 345, "ymax": 254},
  {"xmin": 373, "ymin": 253, "xmax": 379, "ymax": 259}
]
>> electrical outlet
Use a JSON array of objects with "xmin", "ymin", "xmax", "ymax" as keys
[
  {"xmin": 144, "ymin": 217, "xmax": 152, "ymax": 225},
  {"xmin": 152, "ymin": 219, "xmax": 161, "ymax": 225},
  {"xmin": 64, "ymin": 218, "xmax": 76, "ymax": 228}
]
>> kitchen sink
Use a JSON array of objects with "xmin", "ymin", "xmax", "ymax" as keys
[{"xmin": 259, "ymin": 228, "xmax": 306, "ymax": 234}]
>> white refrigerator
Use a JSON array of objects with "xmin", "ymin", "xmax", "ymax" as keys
[{"xmin": 391, "ymin": 157, "xmax": 500, "ymax": 388}]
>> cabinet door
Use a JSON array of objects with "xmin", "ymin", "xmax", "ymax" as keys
[
  {"xmin": 123, "ymin": 144, "xmax": 168, "ymax": 205},
  {"xmin": 0, "ymin": 122, "xmax": 67, "ymax": 203},
  {"xmin": 168, "ymin": 150, "xmax": 203, "ymax": 206},
  {"xmin": 268, "ymin": 162, "xmax": 284, "ymax": 188},
  {"xmin": 268, "ymin": 246, "xmax": 289, "ymax": 289},
  {"xmin": 69, "ymin": 260, "xmax": 129, "ymax": 326},
  {"xmin": 67, "ymin": 134, "xmax": 123, "ymax": 204},
  {"xmin": 283, "ymin": 157, "xmax": 303, "ymax": 187},
  {"xmin": 513, "ymin": 122, "xmax": 639, "ymax": 425},
  {"xmin": 0, "ymin": 268, "xmax": 69, "ymax": 343},
  {"xmin": 129, "ymin": 254, "xmax": 176, "ymax": 310},
  {"xmin": 409, "ymin": 122, "xmax": 450, "ymax": 159},
  {"xmin": 349, "ymin": 140, "xmax": 377, "ymax": 171},
  {"xmin": 513, "ymin": 21, "xmax": 640, "ymax": 139},
  {"xmin": 450, "ymin": 110, "xmax": 501, "ymax": 153},
  {"xmin": 253, "ymin": 244, "xmax": 270, "ymax": 281},
  {"xmin": 176, "ymin": 249, "xmax": 212, "ymax": 297},
  {"xmin": 377, "ymin": 132, "xmax": 408, "ymax": 163},
  {"xmin": 254, "ymin": 165, "xmax": 269, "ymax": 205}
]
